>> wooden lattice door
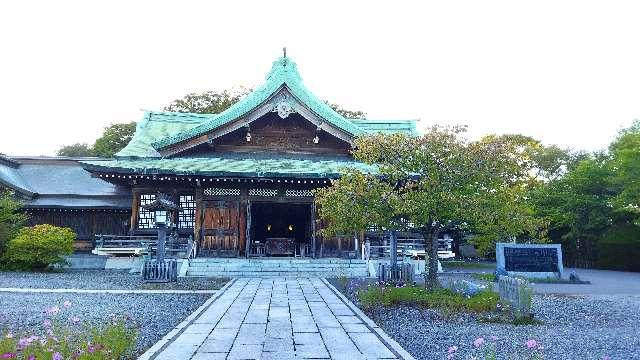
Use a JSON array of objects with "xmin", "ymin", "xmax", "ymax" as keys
[{"xmin": 200, "ymin": 200, "xmax": 240, "ymax": 257}]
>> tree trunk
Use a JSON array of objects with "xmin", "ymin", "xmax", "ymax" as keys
[{"xmin": 422, "ymin": 228, "xmax": 441, "ymax": 290}]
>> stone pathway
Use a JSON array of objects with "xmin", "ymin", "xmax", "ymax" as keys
[{"xmin": 146, "ymin": 278, "xmax": 412, "ymax": 360}]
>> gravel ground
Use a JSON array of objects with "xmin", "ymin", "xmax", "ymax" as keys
[
  {"xmin": 0, "ymin": 292, "xmax": 212, "ymax": 355},
  {"xmin": 335, "ymin": 279, "xmax": 640, "ymax": 360},
  {"xmin": 0, "ymin": 270, "xmax": 228, "ymax": 290}
]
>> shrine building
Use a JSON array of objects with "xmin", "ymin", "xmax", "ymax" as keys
[{"xmin": 1, "ymin": 55, "xmax": 418, "ymax": 258}]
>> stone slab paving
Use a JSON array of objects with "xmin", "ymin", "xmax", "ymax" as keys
[{"xmin": 150, "ymin": 278, "xmax": 411, "ymax": 360}]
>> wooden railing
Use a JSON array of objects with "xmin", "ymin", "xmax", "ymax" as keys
[{"xmin": 94, "ymin": 234, "xmax": 192, "ymax": 258}]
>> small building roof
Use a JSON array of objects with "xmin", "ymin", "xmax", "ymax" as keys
[{"xmin": 0, "ymin": 156, "xmax": 131, "ymax": 209}]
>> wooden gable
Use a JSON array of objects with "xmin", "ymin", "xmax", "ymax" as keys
[{"xmin": 161, "ymin": 87, "xmax": 355, "ymax": 157}]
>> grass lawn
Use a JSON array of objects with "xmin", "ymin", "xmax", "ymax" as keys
[
  {"xmin": 442, "ymin": 260, "xmax": 496, "ymax": 270},
  {"xmin": 357, "ymin": 285, "xmax": 499, "ymax": 313}
]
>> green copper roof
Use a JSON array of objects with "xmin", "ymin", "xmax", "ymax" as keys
[
  {"xmin": 350, "ymin": 119, "xmax": 419, "ymax": 135},
  {"xmin": 152, "ymin": 57, "xmax": 368, "ymax": 150},
  {"xmin": 82, "ymin": 155, "xmax": 378, "ymax": 179},
  {"xmin": 117, "ymin": 111, "xmax": 214, "ymax": 157},
  {"xmin": 115, "ymin": 56, "xmax": 418, "ymax": 158},
  {"xmin": 118, "ymin": 112, "xmax": 418, "ymax": 158}
]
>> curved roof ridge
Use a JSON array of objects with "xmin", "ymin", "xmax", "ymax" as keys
[{"xmin": 151, "ymin": 57, "xmax": 365, "ymax": 150}]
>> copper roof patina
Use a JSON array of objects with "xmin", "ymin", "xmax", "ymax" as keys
[{"xmin": 89, "ymin": 56, "xmax": 418, "ymax": 179}]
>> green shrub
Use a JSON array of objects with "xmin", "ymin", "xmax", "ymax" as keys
[
  {"xmin": 2, "ymin": 224, "xmax": 75, "ymax": 270},
  {"xmin": 357, "ymin": 285, "xmax": 499, "ymax": 313},
  {"xmin": 596, "ymin": 223, "xmax": 640, "ymax": 271},
  {"xmin": 0, "ymin": 191, "xmax": 27, "ymax": 256}
]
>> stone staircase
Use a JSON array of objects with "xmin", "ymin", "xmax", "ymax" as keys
[{"xmin": 183, "ymin": 258, "xmax": 370, "ymax": 278}]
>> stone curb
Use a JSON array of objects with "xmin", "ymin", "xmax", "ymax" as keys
[
  {"xmin": 321, "ymin": 278, "xmax": 416, "ymax": 360},
  {"xmin": 137, "ymin": 279, "xmax": 236, "ymax": 360},
  {"xmin": 0, "ymin": 287, "xmax": 218, "ymax": 294}
]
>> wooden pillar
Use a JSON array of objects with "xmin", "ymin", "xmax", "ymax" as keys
[
  {"xmin": 130, "ymin": 189, "xmax": 140, "ymax": 233},
  {"xmin": 240, "ymin": 187, "xmax": 248, "ymax": 258},
  {"xmin": 311, "ymin": 202, "xmax": 316, "ymax": 259},
  {"xmin": 194, "ymin": 187, "xmax": 203, "ymax": 243}
]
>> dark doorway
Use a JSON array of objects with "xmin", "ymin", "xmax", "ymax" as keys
[{"xmin": 250, "ymin": 202, "xmax": 312, "ymax": 256}]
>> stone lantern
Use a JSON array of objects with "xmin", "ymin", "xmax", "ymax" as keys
[{"xmin": 141, "ymin": 193, "xmax": 181, "ymax": 282}]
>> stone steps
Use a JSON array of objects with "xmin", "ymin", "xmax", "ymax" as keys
[{"xmin": 183, "ymin": 258, "xmax": 369, "ymax": 278}]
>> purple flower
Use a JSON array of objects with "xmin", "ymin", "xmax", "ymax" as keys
[
  {"xmin": 45, "ymin": 306, "xmax": 60, "ymax": 316},
  {"xmin": 88, "ymin": 345, "xmax": 95, "ymax": 354},
  {"xmin": 473, "ymin": 337, "xmax": 485, "ymax": 348},
  {"xmin": 43, "ymin": 319, "xmax": 52, "ymax": 328},
  {"xmin": 1, "ymin": 353, "xmax": 16, "ymax": 359},
  {"xmin": 18, "ymin": 337, "xmax": 32, "ymax": 349},
  {"xmin": 70, "ymin": 316, "xmax": 80, "ymax": 324},
  {"xmin": 490, "ymin": 336, "xmax": 498, "ymax": 341},
  {"xmin": 526, "ymin": 339, "xmax": 538, "ymax": 349},
  {"xmin": 52, "ymin": 352, "xmax": 63, "ymax": 360},
  {"xmin": 63, "ymin": 301, "xmax": 72, "ymax": 309},
  {"xmin": 603, "ymin": 357, "xmax": 611, "ymax": 360},
  {"xmin": 27, "ymin": 355, "xmax": 36, "ymax": 360},
  {"xmin": 448, "ymin": 346, "xmax": 458, "ymax": 354}
]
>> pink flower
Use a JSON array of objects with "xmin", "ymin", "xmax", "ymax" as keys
[
  {"xmin": 1, "ymin": 353, "xmax": 16, "ymax": 359},
  {"xmin": 52, "ymin": 352, "xmax": 63, "ymax": 360},
  {"xmin": 45, "ymin": 306, "xmax": 60, "ymax": 316},
  {"xmin": 18, "ymin": 337, "xmax": 32, "ymax": 349},
  {"xmin": 448, "ymin": 346, "xmax": 458, "ymax": 354},
  {"xmin": 473, "ymin": 337, "xmax": 485, "ymax": 348},
  {"xmin": 63, "ymin": 301, "xmax": 71, "ymax": 309},
  {"xmin": 43, "ymin": 319, "xmax": 52, "ymax": 328},
  {"xmin": 526, "ymin": 339, "xmax": 538, "ymax": 349}
]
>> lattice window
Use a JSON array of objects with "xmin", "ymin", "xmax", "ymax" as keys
[
  {"xmin": 137, "ymin": 194, "xmax": 155, "ymax": 229},
  {"xmin": 203, "ymin": 188, "xmax": 240, "ymax": 196},
  {"xmin": 285, "ymin": 189, "xmax": 314, "ymax": 197},
  {"xmin": 178, "ymin": 195, "xmax": 196, "ymax": 229},
  {"xmin": 249, "ymin": 188, "xmax": 279, "ymax": 197}
]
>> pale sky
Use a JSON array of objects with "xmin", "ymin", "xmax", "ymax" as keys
[{"xmin": 1, "ymin": 1, "xmax": 639, "ymax": 156}]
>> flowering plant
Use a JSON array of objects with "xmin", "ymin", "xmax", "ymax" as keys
[{"xmin": 0, "ymin": 301, "xmax": 138, "ymax": 360}]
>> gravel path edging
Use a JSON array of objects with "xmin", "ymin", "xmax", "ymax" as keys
[
  {"xmin": 137, "ymin": 279, "xmax": 236, "ymax": 360},
  {"xmin": 0, "ymin": 287, "xmax": 217, "ymax": 294},
  {"xmin": 321, "ymin": 278, "xmax": 416, "ymax": 360}
]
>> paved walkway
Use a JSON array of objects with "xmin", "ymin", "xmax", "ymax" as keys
[{"xmin": 146, "ymin": 278, "xmax": 412, "ymax": 360}]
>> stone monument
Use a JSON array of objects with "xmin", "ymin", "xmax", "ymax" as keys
[{"xmin": 496, "ymin": 243, "xmax": 564, "ymax": 279}]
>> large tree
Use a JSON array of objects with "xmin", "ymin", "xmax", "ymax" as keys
[
  {"xmin": 164, "ymin": 88, "xmax": 252, "ymax": 114},
  {"xmin": 56, "ymin": 143, "xmax": 95, "ymax": 157},
  {"xmin": 92, "ymin": 122, "xmax": 137, "ymax": 157},
  {"xmin": 57, "ymin": 122, "xmax": 136, "ymax": 158},
  {"xmin": 316, "ymin": 126, "xmax": 541, "ymax": 289}
]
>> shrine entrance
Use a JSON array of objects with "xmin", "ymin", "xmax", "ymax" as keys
[
  {"xmin": 248, "ymin": 202, "xmax": 313, "ymax": 257},
  {"xmin": 199, "ymin": 199, "xmax": 241, "ymax": 257}
]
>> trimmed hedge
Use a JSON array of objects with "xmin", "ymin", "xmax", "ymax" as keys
[
  {"xmin": 1, "ymin": 224, "xmax": 75, "ymax": 270},
  {"xmin": 596, "ymin": 224, "xmax": 640, "ymax": 272}
]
